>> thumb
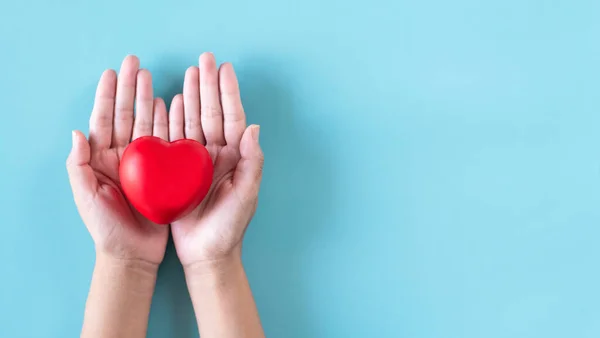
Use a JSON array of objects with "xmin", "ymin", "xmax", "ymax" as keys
[
  {"xmin": 66, "ymin": 130, "xmax": 96, "ymax": 196},
  {"xmin": 233, "ymin": 125, "xmax": 264, "ymax": 200}
]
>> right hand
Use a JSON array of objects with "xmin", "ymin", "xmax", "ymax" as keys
[
  {"xmin": 66, "ymin": 55, "xmax": 170, "ymax": 266},
  {"xmin": 169, "ymin": 53, "xmax": 265, "ymax": 267}
]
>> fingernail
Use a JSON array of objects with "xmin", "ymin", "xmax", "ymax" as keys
[
  {"xmin": 71, "ymin": 131, "xmax": 76, "ymax": 146},
  {"xmin": 253, "ymin": 125, "xmax": 260, "ymax": 142}
]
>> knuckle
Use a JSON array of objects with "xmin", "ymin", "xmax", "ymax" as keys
[
  {"xmin": 258, "ymin": 154, "xmax": 265, "ymax": 170},
  {"xmin": 183, "ymin": 93, "xmax": 198, "ymax": 102},
  {"xmin": 154, "ymin": 119, "xmax": 168, "ymax": 128},
  {"xmin": 135, "ymin": 118, "xmax": 153, "ymax": 130},
  {"xmin": 65, "ymin": 154, "xmax": 77, "ymax": 172},
  {"xmin": 91, "ymin": 112, "xmax": 113, "ymax": 128},
  {"xmin": 95, "ymin": 96, "xmax": 115, "ymax": 106},
  {"xmin": 257, "ymin": 149, "xmax": 265, "ymax": 166},
  {"xmin": 202, "ymin": 104, "xmax": 222, "ymax": 118},
  {"xmin": 255, "ymin": 156, "xmax": 265, "ymax": 181},
  {"xmin": 223, "ymin": 111, "xmax": 245, "ymax": 122},
  {"xmin": 184, "ymin": 116, "xmax": 201, "ymax": 130},
  {"xmin": 115, "ymin": 106, "xmax": 134, "ymax": 121}
]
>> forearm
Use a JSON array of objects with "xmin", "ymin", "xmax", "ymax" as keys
[
  {"xmin": 184, "ymin": 255, "xmax": 265, "ymax": 338},
  {"xmin": 81, "ymin": 253, "xmax": 158, "ymax": 338}
]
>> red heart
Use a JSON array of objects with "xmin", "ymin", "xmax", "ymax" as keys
[{"xmin": 119, "ymin": 136, "xmax": 213, "ymax": 224}]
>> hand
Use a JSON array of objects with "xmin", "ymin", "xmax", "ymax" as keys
[
  {"xmin": 169, "ymin": 52, "xmax": 264, "ymax": 266},
  {"xmin": 66, "ymin": 55, "xmax": 170, "ymax": 266}
]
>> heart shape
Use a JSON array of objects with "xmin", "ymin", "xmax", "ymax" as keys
[{"xmin": 119, "ymin": 136, "xmax": 213, "ymax": 224}]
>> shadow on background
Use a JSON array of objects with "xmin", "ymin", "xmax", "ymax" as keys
[{"xmin": 237, "ymin": 57, "xmax": 334, "ymax": 337}]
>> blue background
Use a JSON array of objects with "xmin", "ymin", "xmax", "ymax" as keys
[{"xmin": 0, "ymin": 0, "xmax": 599, "ymax": 337}]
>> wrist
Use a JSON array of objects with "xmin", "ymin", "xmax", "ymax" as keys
[
  {"xmin": 94, "ymin": 252, "xmax": 159, "ymax": 292},
  {"xmin": 82, "ymin": 251, "xmax": 157, "ymax": 338},
  {"xmin": 183, "ymin": 253, "xmax": 244, "ymax": 284}
]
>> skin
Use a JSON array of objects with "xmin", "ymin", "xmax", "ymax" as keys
[{"xmin": 66, "ymin": 53, "xmax": 265, "ymax": 338}]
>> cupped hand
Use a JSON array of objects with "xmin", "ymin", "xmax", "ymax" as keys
[
  {"xmin": 66, "ymin": 55, "xmax": 170, "ymax": 266},
  {"xmin": 169, "ymin": 53, "xmax": 264, "ymax": 266}
]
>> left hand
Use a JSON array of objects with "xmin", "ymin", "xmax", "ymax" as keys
[{"xmin": 66, "ymin": 55, "xmax": 170, "ymax": 266}]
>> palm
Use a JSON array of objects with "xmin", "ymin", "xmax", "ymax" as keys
[
  {"xmin": 172, "ymin": 145, "xmax": 246, "ymax": 261},
  {"xmin": 86, "ymin": 147, "xmax": 166, "ymax": 261},
  {"xmin": 90, "ymin": 147, "xmax": 121, "ymax": 184}
]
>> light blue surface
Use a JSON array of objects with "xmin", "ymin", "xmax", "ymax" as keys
[{"xmin": 1, "ymin": 0, "xmax": 599, "ymax": 337}]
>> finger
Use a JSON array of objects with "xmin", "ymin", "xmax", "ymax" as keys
[
  {"xmin": 169, "ymin": 94, "xmax": 185, "ymax": 141},
  {"xmin": 66, "ymin": 130, "xmax": 98, "ymax": 198},
  {"xmin": 199, "ymin": 52, "xmax": 225, "ymax": 146},
  {"xmin": 112, "ymin": 55, "xmax": 140, "ymax": 147},
  {"xmin": 183, "ymin": 66, "xmax": 205, "ymax": 143},
  {"xmin": 89, "ymin": 70, "xmax": 117, "ymax": 152},
  {"xmin": 233, "ymin": 125, "xmax": 264, "ymax": 200},
  {"xmin": 153, "ymin": 98, "xmax": 168, "ymax": 141},
  {"xmin": 132, "ymin": 69, "xmax": 154, "ymax": 140},
  {"xmin": 219, "ymin": 63, "xmax": 246, "ymax": 148}
]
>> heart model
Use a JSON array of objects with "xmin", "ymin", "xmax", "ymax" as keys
[{"xmin": 119, "ymin": 136, "xmax": 214, "ymax": 224}]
